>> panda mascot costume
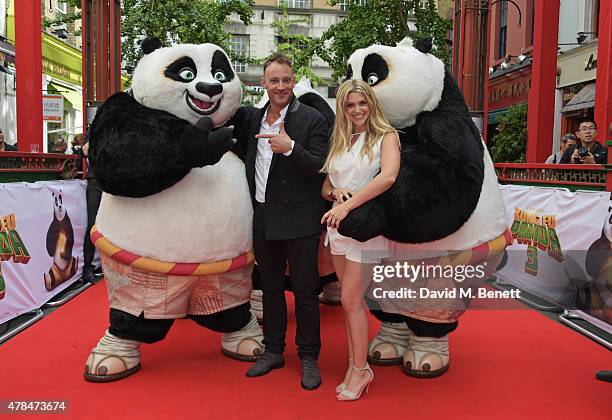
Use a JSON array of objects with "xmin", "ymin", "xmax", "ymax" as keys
[
  {"xmin": 84, "ymin": 39, "xmax": 263, "ymax": 382},
  {"xmin": 249, "ymin": 77, "xmax": 340, "ymax": 320},
  {"xmin": 339, "ymin": 37, "xmax": 511, "ymax": 377}
]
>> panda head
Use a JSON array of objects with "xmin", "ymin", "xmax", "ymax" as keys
[
  {"xmin": 52, "ymin": 190, "xmax": 66, "ymax": 221},
  {"xmin": 346, "ymin": 37, "xmax": 445, "ymax": 128},
  {"xmin": 131, "ymin": 40, "xmax": 242, "ymax": 127}
]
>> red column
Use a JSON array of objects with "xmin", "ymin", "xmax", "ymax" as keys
[
  {"xmin": 110, "ymin": 0, "xmax": 122, "ymax": 93},
  {"xmin": 526, "ymin": 0, "xmax": 559, "ymax": 163},
  {"xmin": 594, "ymin": 1, "xmax": 612, "ymax": 190},
  {"xmin": 483, "ymin": 0, "xmax": 493, "ymax": 143},
  {"xmin": 95, "ymin": 0, "xmax": 110, "ymax": 100},
  {"xmin": 14, "ymin": 1, "xmax": 43, "ymax": 152}
]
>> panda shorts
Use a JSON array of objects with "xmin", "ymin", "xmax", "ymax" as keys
[
  {"xmin": 100, "ymin": 253, "xmax": 253, "ymax": 319},
  {"xmin": 325, "ymin": 227, "xmax": 391, "ymax": 264}
]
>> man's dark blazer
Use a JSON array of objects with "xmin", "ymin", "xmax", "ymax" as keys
[{"xmin": 233, "ymin": 95, "xmax": 330, "ymax": 241}]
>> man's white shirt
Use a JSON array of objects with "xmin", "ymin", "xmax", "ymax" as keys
[{"xmin": 255, "ymin": 104, "xmax": 294, "ymax": 203}]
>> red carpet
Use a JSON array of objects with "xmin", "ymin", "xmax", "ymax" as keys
[{"xmin": 0, "ymin": 281, "xmax": 610, "ymax": 419}]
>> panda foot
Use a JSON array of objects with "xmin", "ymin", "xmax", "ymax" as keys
[
  {"xmin": 402, "ymin": 334, "xmax": 449, "ymax": 378},
  {"xmin": 84, "ymin": 330, "xmax": 141, "ymax": 383},
  {"xmin": 221, "ymin": 313, "xmax": 264, "ymax": 362},
  {"xmin": 367, "ymin": 322, "xmax": 411, "ymax": 366}
]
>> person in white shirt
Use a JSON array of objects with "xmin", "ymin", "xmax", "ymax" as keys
[
  {"xmin": 545, "ymin": 133, "xmax": 577, "ymax": 164},
  {"xmin": 321, "ymin": 79, "xmax": 400, "ymax": 401}
]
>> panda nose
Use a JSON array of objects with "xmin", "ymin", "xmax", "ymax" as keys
[{"xmin": 196, "ymin": 82, "xmax": 223, "ymax": 97}]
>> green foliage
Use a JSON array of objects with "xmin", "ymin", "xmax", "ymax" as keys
[
  {"xmin": 320, "ymin": 0, "xmax": 452, "ymax": 80},
  {"xmin": 271, "ymin": 4, "xmax": 325, "ymax": 86},
  {"xmin": 42, "ymin": 0, "xmax": 83, "ymax": 35},
  {"xmin": 489, "ymin": 104, "xmax": 528, "ymax": 163},
  {"xmin": 121, "ymin": 0, "xmax": 254, "ymax": 73}
]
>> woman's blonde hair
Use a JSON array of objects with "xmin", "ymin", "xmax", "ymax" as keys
[{"xmin": 322, "ymin": 79, "xmax": 395, "ymax": 173}]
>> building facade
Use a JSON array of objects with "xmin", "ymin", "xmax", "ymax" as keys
[{"xmin": 483, "ymin": 0, "xmax": 601, "ymax": 157}]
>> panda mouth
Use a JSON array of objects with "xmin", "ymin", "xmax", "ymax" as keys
[{"xmin": 186, "ymin": 93, "xmax": 221, "ymax": 116}]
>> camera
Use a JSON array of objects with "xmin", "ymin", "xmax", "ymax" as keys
[{"xmin": 578, "ymin": 147, "xmax": 590, "ymax": 157}]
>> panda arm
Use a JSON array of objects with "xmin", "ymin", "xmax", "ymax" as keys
[
  {"xmin": 45, "ymin": 220, "xmax": 58, "ymax": 256},
  {"xmin": 89, "ymin": 93, "xmax": 231, "ymax": 197},
  {"xmin": 286, "ymin": 111, "xmax": 328, "ymax": 177},
  {"xmin": 64, "ymin": 214, "xmax": 74, "ymax": 256}
]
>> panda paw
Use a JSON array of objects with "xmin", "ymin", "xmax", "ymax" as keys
[
  {"xmin": 184, "ymin": 117, "xmax": 236, "ymax": 167},
  {"xmin": 338, "ymin": 201, "xmax": 388, "ymax": 242}
]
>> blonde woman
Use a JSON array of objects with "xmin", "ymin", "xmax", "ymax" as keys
[{"xmin": 321, "ymin": 79, "xmax": 400, "ymax": 401}]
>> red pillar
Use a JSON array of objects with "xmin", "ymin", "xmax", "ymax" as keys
[
  {"xmin": 14, "ymin": 1, "xmax": 43, "ymax": 152},
  {"xmin": 483, "ymin": 0, "xmax": 493, "ymax": 143},
  {"xmin": 526, "ymin": 0, "xmax": 559, "ymax": 163},
  {"xmin": 594, "ymin": 2, "xmax": 612, "ymax": 191},
  {"xmin": 110, "ymin": 0, "xmax": 122, "ymax": 92}
]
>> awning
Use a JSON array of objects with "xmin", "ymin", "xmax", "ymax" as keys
[
  {"xmin": 0, "ymin": 39, "xmax": 15, "ymax": 63},
  {"xmin": 47, "ymin": 83, "xmax": 83, "ymax": 112},
  {"xmin": 62, "ymin": 88, "xmax": 83, "ymax": 112},
  {"xmin": 561, "ymin": 83, "xmax": 595, "ymax": 113},
  {"xmin": 487, "ymin": 108, "xmax": 509, "ymax": 125}
]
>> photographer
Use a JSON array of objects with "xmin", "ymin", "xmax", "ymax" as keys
[{"xmin": 560, "ymin": 120, "xmax": 607, "ymax": 164}]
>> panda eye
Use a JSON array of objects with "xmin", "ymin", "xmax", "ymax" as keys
[
  {"xmin": 366, "ymin": 73, "xmax": 379, "ymax": 85},
  {"xmin": 179, "ymin": 68, "xmax": 196, "ymax": 82},
  {"xmin": 213, "ymin": 70, "xmax": 227, "ymax": 82}
]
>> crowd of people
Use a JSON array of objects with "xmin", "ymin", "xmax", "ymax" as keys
[{"xmin": 546, "ymin": 120, "xmax": 609, "ymax": 165}]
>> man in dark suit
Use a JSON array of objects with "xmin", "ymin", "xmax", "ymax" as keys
[{"xmin": 234, "ymin": 54, "xmax": 329, "ymax": 390}]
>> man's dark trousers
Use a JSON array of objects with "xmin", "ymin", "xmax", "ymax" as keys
[{"xmin": 254, "ymin": 203, "xmax": 320, "ymax": 358}]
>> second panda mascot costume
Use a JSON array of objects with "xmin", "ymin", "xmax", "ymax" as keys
[
  {"xmin": 340, "ymin": 38, "xmax": 511, "ymax": 377},
  {"xmin": 84, "ymin": 39, "xmax": 264, "ymax": 382}
]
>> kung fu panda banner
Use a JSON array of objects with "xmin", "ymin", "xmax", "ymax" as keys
[
  {"xmin": 497, "ymin": 185, "xmax": 611, "ymax": 331},
  {"xmin": 0, "ymin": 180, "xmax": 87, "ymax": 324}
]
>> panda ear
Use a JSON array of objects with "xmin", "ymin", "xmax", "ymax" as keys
[
  {"xmin": 415, "ymin": 38, "xmax": 433, "ymax": 54},
  {"xmin": 141, "ymin": 37, "xmax": 163, "ymax": 55},
  {"xmin": 397, "ymin": 37, "xmax": 414, "ymax": 49}
]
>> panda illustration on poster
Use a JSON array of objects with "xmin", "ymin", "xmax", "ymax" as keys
[
  {"xmin": 340, "ymin": 37, "xmax": 511, "ymax": 377},
  {"xmin": 44, "ymin": 189, "xmax": 79, "ymax": 291}
]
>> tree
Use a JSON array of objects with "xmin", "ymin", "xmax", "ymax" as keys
[
  {"xmin": 120, "ymin": 0, "xmax": 254, "ymax": 73},
  {"xmin": 271, "ymin": 3, "xmax": 325, "ymax": 86},
  {"xmin": 319, "ymin": 0, "xmax": 452, "ymax": 80},
  {"xmin": 488, "ymin": 104, "xmax": 528, "ymax": 163}
]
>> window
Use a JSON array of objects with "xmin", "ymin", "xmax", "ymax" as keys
[
  {"xmin": 230, "ymin": 35, "xmax": 249, "ymax": 73},
  {"xmin": 276, "ymin": 13, "xmax": 312, "ymax": 27},
  {"xmin": 339, "ymin": 0, "xmax": 367, "ymax": 12},
  {"xmin": 56, "ymin": 0, "xmax": 67, "ymax": 15},
  {"xmin": 498, "ymin": 0, "xmax": 508, "ymax": 58},
  {"xmin": 280, "ymin": 0, "xmax": 312, "ymax": 9},
  {"xmin": 275, "ymin": 36, "xmax": 308, "ymax": 52}
]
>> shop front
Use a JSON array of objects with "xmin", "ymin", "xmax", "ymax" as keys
[
  {"xmin": 7, "ymin": 12, "xmax": 83, "ymax": 153},
  {"xmin": 486, "ymin": 63, "xmax": 532, "ymax": 143},
  {"xmin": 556, "ymin": 41, "xmax": 598, "ymax": 139}
]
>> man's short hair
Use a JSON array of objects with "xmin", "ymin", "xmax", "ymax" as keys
[
  {"xmin": 263, "ymin": 53, "xmax": 293, "ymax": 74},
  {"xmin": 578, "ymin": 119, "xmax": 596, "ymax": 129},
  {"xmin": 561, "ymin": 133, "xmax": 577, "ymax": 143}
]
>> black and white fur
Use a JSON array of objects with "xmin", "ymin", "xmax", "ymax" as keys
[
  {"xmin": 340, "ymin": 37, "xmax": 506, "ymax": 248},
  {"xmin": 91, "ymin": 41, "xmax": 251, "ymax": 264}
]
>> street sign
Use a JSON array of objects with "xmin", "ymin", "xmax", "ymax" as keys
[{"xmin": 42, "ymin": 94, "xmax": 63, "ymax": 122}]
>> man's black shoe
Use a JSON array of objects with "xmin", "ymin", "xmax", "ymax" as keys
[
  {"xmin": 245, "ymin": 352, "xmax": 284, "ymax": 377},
  {"xmin": 595, "ymin": 370, "xmax": 612, "ymax": 382},
  {"xmin": 300, "ymin": 357, "xmax": 321, "ymax": 390}
]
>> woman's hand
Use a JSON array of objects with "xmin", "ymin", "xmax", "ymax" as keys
[
  {"xmin": 321, "ymin": 201, "xmax": 352, "ymax": 229},
  {"xmin": 330, "ymin": 188, "xmax": 355, "ymax": 203}
]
